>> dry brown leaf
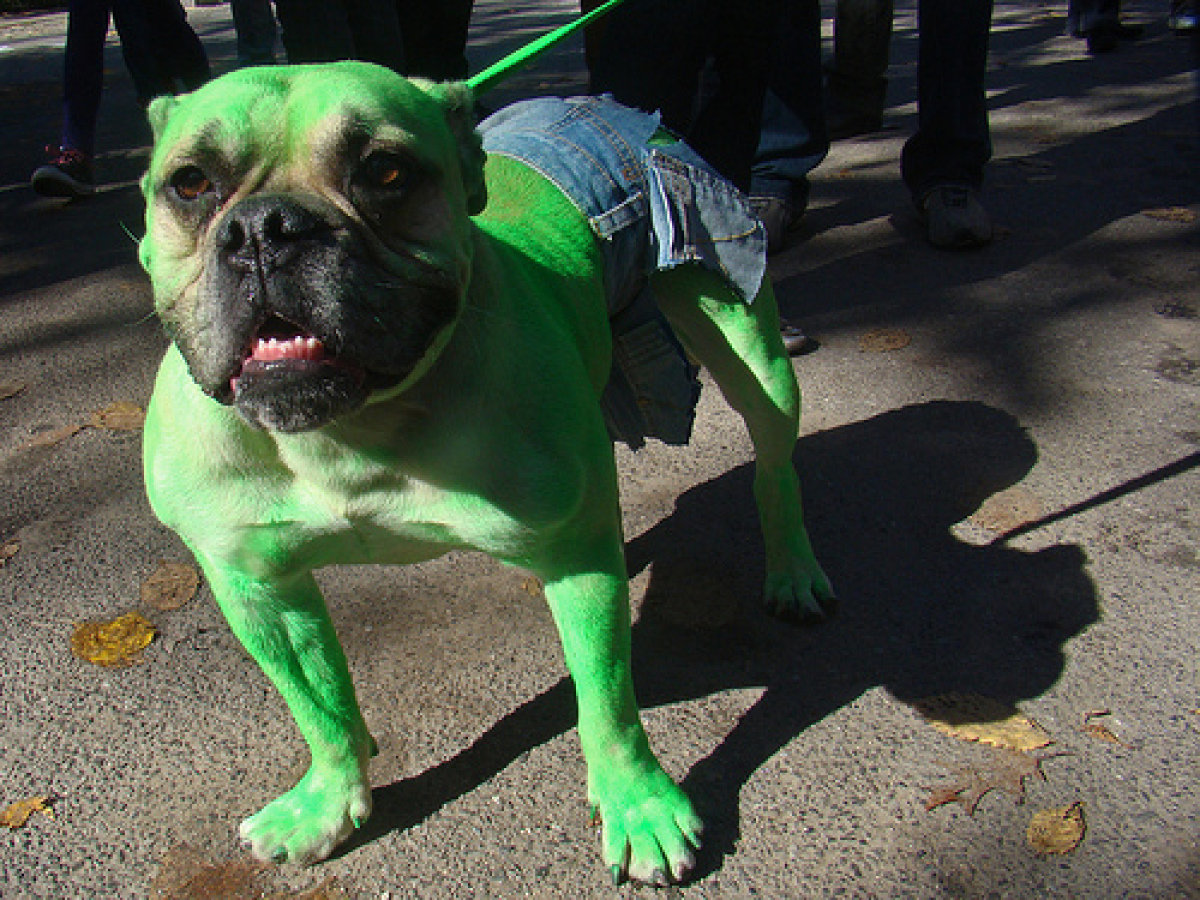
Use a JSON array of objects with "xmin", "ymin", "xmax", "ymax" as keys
[
  {"xmin": 520, "ymin": 575, "xmax": 544, "ymax": 596},
  {"xmin": 923, "ymin": 751, "xmax": 1066, "ymax": 814},
  {"xmin": 0, "ymin": 381, "xmax": 26, "ymax": 401},
  {"xmin": 0, "ymin": 539, "xmax": 19, "ymax": 570},
  {"xmin": 1027, "ymin": 802, "xmax": 1086, "ymax": 854},
  {"xmin": 1141, "ymin": 206, "xmax": 1197, "ymax": 224},
  {"xmin": 90, "ymin": 401, "xmax": 146, "ymax": 431},
  {"xmin": 969, "ymin": 486, "xmax": 1044, "ymax": 534},
  {"xmin": 24, "ymin": 422, "xmax": 84, "ymax": 450},
  {"xmin": 859, "ymin": 328, "xmax": 912, "ymax": 353},
  {"xmin": 1, "ymin": 796, "xmax": 54, "ymax": 829},
  {"xmin": 141, "ymin": 562, "xmax": 200, "ymax": 612},
  {"xmin": 1081, "ymin": 709, "xmax": 1137, "ymax": 748},
  {"xmin": 148, "ymin": 845, "xmax": 267, "ymax": 900},
  {"xmin": 149, "ymin": 845, "xmax": 348, "ymax": 900},
  {"xmin": 913, "ymin": 693, "xmax": 1053, "ymax": 752},
  {"xmin": 70, "ymin": 611, "xmax": 155, "ymax": 667}
]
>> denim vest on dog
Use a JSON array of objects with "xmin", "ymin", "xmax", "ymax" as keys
[{"xmin": 478, "ymin": 96, "xmax": 767, "ymax": 448}]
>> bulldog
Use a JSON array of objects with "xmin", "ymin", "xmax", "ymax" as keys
[{"xmin": 138, "ymin": 61, "xmax": 833, "ymax": 886}]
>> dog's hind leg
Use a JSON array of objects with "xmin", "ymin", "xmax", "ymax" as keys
[{"xmin": 653, "ymin": 265, "xmax": 834, "ymax": 622}]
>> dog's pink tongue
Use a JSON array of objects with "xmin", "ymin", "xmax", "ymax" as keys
[{"xmin": 251, "ymin": 335, "xmax": 325, "ymax": 362}]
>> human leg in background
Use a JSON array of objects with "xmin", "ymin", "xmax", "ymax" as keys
[
  {"xmin": 751, "ymin": 0, "xmax": 828, "ymax": 253},
  {"xmin": 31, "ymin": 0, "xmax": 109, "ymax": 197},
  {"xmin": 272, "ymin": 0, "xmax": 405, "ymax": 71},
  {"xmin": 900, "ymin": 0, "xmax": 995, "ymax": 249},
  {"xmin": 826, "ymin": 0, "xmax": 894, "ymax": 139},
  {"xmin": 231, "ymin": 0, "xmax": 279, "ymax": 66},
  {"xmin": 393, "ymin": 0, "xmax": 474, "ymax": 80}
]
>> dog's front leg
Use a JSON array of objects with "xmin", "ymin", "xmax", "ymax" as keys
[
  {"xmin": 199, "ymin": 556, "xmax": 373, "ymax": 865},
  {"xmin": 543, "ymin": 566, "xmax": 703, "ymax": 885}
]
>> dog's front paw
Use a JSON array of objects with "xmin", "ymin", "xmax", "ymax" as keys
[
  {"xmin": 240, "ymin": 764, "xmax": 372, "ymax": 865},
  {"xmin": 591, "ymin": 766, "xmax": 703, "ymax": 886},
  {"xmin": 764, "ymin": 560, "xmax": 836, "ymax": 625}
]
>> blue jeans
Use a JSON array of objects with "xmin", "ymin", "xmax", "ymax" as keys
[
  {"xmin": 751, "ymin": 0, "xmax": 829, "ymax": 209},
  {"xmin": 479, "ymin": 95, "xmax": 767, "ymax": 447},
  {"xmin": 61, "ymin": 0, "xmax": 209, "ymax": 154}
]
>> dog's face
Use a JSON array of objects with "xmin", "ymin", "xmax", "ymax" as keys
[{"xmin": 139, "ymin": 62, "xmax": 487, "ymax": 431}]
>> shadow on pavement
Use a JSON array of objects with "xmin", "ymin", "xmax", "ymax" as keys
[{"xmin": 347, "ymin": 400, "xmax": 1099, "ymax": 879}]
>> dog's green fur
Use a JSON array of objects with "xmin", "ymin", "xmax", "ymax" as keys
[{"xmin": 139, "ymin": 61, "xmax": 832, "ymax": 885}]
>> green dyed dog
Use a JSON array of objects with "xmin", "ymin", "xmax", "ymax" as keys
[{"xmin": 139, "ymin": 61, "xmax": 832, "ymax": 885}]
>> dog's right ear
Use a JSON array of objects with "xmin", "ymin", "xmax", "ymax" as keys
[
  {"xmin": 423, "ymin": 81, "xmax": 487, "ymax": 215},
  {"xmin": 146, "ymin": 95, "xmax": 179, "ymax": 143}
]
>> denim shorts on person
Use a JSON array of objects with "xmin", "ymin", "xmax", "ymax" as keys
[{"xmin": 479, "ymin": 95, "xmax": 767, "ymax": 448}]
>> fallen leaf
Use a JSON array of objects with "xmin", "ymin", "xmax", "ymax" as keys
[
  {"xmin": 1027, "ymin": 802, "xmax": 1086, "ymax": 854},
  {"xmin": 1141, "ymin": 206, "xmax": 1197, "ymax": 224},
  {"xmin": 913, "ymin": 693, "xmax": 1053, "ymax": 752},
  {"xmin": 149, "ymin": 845, "xmax": 349, "ymax": 900},
  {"xmin": 0, "ymin": 381, "xmax": 26, "ymax": 401},
  {"xmin": 70, "ymin": 611, "xmax": 155, "ymax": 667},
  {"xmin": 23, "ymin": 422, "xmax": 84, "ymax": 450},
  {"xmin": 1, "ymin": 796, "xmax": 54, "ymax": 829},
  {"xmin": 520, "ymin": 575, "xmax": 543, "ymax": 596},
  {"xmin": 859, "ymin": 328, "xmax": 911, "ymax": 352},
  {"xmin": 90, "ymin": 401, "xmax": 145, "ymax": 431},
  {"xmin": 141, "ymin": 562, "xmax": 200, "ymax": 612},
  {"xmin": 969, "ymin": 486, "xmax": 1044, "ymax": 534},
  {"xmin": 0, "ymin": 539, "xmax": 18, "ymax": 569},
  {"xmin": 923, "ymin": 750, "xmax": 1067, "ymax": 814},
  {"xmin": 1081, "ymin": 709, "xmax": 1137, "ymax": 748},
  {"xmin": 148, "ymin": 846, "xmax": 267, "ymax": 900}
]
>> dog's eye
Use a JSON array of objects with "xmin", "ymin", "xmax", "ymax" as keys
[
  {"xmin": 170, "ymin": 166, "xmax": 214, "ymax": 201},
  {"xmin": 361, "ymin": 152, "xmax": 407, "ymax": 191}
]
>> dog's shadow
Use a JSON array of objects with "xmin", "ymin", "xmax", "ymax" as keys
[{"xmin": 348, "ymin": 400, "xmax": 1098, "ymax": 876}]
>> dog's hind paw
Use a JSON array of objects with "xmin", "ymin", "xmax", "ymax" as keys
[
  {"xmin": 591, "ymin": 768, "xmax": 703, "ymax": 886},
  {"xmin": 764, "ymin": 564, "xmax": 836, "ymax": 625},
  {"xmin": 239, "ymin": 764, "xmax": 372, "ymax": 865}
]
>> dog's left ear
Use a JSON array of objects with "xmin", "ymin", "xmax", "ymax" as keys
[{"xmin": 423, "ymin": 81, "xmax": 487, "ymax": 216}]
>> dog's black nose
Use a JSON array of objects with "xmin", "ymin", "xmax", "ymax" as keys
[{"xmin": 217, "ymin": 195, "xmax": 326, "ymax": 273}]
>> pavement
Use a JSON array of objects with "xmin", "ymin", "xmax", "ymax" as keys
[{"xmin": 1, "ymin": 1, "xmax": 1198, "ymax": 897}]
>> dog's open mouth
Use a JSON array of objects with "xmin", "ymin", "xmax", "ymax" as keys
[{"xmin": 230, "ymin": 315, "xmax": 364, "ymax": 395}]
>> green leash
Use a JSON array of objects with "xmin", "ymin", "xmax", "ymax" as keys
[{"xmin": 465, "ymin": 0, "xmax": 628, "ymax": 95}]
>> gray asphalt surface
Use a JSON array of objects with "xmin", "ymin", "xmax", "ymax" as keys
[{"xmin": 1, "ymin": 1, "xmax": 1198, "ymax": 897}]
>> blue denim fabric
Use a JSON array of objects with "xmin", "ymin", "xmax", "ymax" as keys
[{"xmin": 478, "ymin": 95, "xmax": 767, "ymax": 448}]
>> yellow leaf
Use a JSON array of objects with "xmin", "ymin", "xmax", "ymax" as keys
[
  {"xmin": 1027, "ymin": 802, "xmax": 1086, "ymax": 854},
  {"xmin": 0, "ymin": 539, "xmax": 18, "ymax": 570},
  {"xmin": 141, "ymin": 562, "xmax": 200, "ymax": 612},
  {"xmin": 859, "ymin": 328, "xmax": 912, "ymax": 353},
  {"xmin": 913, "ymin": 693, "xmax": 1053, "ymax": 752},
  {"xmin": 23, "ymin": 422, "xmax": 83, "ymax": 450},
  {"xmin": 1141, "ymin": 206, "xmax": 1197, "ymax": 224},
  {"xmin": 70, "ymin": 611, "xmax": 155, "ymax": 667},
  {"xmin": 89, "ymin": 401, "xmax": 145, "ymax": 431},
  {"xmin": 0, "ymin": 381, "xmax": 26, "ymax": 401},
  {"xmin": 1, "ymin": 796, "xmax": 54, "ymax": 829}
]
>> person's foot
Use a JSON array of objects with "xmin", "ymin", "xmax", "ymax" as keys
[
  {"xmin": 780, "ymin": 319, "xmax": 818, "ymax": 356},
  {"xmin": 920, "ymin": 184, "xmax": 993, "ymax": 250},
  {"xmin": 31, "ymin": 147, "xmax": 95, "ymax": 199},
  {"xmin": 1085, "ymin": 24, "xmax": 1121, "ymax": 53},
  {"xmin": 751, "ymin": 195, "xmax": 803, "ymax": 254}
]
